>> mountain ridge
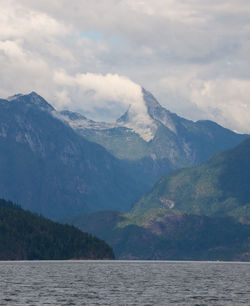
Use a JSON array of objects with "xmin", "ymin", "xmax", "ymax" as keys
[{"xmin": 0, "ymin": 89, "xmax": 248, "ymax": 219}]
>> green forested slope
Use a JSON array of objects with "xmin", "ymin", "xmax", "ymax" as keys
[{"xmin": 133, "ymin": 138, "xmax": 250, "ymax": 222}]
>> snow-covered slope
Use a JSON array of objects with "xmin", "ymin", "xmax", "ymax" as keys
[{"xmin": 57, "ymin": 110, "xmax": 117, "ymax": 131}]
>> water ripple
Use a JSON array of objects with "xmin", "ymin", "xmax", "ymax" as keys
[{"xmin": 0, "ymin": 261, "xmax": 249, "ymax": 305}]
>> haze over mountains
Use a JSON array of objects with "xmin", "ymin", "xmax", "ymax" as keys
[{"xmin": 0, "ymin": 88, "xmax": 248, "ymax": 221}]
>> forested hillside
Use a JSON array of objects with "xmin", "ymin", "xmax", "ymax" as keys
[{"xmin": 0, "ymin": 199, "xmax": 114, "ymax": 260}]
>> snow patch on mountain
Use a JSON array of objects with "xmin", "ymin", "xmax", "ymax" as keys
[
  {"xmin": 56, "ymin": 110, "xmax": 117, "ymax": 130},
  {"xmin": 117, "ymin": 103, "xmax": 157, "ymax": 141},
  {"xmin": 116, "ymin": 87, "xmax": 158, "ymax": 141}
]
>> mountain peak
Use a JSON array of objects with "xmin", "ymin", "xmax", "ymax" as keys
[
  {"xmin": 7, "ymin": 92, "xmax": 54, "ymax": 112},
  {"xmin": 143, "ymin": 89, "xmax": 179, "ymax": 134},
  {"xmin": 116, "ymin": 88, "xmax": 178, "ymax": 141},
  {"xmin": 142, "ymin": 88, "xmax": 161, "ymax": 109},
  {"xmin": 116, "ymin": 91, "xmax": 157, "ymax": 142}
]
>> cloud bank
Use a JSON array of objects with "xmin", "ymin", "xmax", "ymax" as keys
[
  {"xmin": 53, "ymin": 71, "xmax": 142, "ymax": 108},
  {"xmin": 1, "ymin": 0, "xmax": 250, "ymax": 133}
]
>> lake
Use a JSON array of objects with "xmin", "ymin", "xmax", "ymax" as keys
[{"xmin": 0, "ymin": 261, "xmax": 250, "ymax": 305}]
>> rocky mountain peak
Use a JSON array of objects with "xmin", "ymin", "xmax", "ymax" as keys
[
  {"xmin": 7, "ymin": 92, "xmax": 54, "ymax": 112},
  {"xmin": 142, "ymin": 88, "xmax": 161, "ymax": 110},
  {"xmin": 116, "ymin": 88, "xmax": 178, "ymax": 140},
  {"xmin": 116, "ymin": 98, "xmax": 157, "ymax": 142},
  {"xmin": 58, "ymin": 87, "xmax": 179, "ymax": 141},
  {"xmin": 142, "ymin": 88, "xmax": 178, "ymax": 134}
]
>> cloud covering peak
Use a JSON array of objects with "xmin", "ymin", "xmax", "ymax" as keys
[{"xmin": 53, "ymin": 71, "xmax": 156, "ymax": 140}]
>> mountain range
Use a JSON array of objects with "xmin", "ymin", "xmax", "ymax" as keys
[{"xmin": 0, "ymin": 89, "xmax": 248, "ymax": 220}]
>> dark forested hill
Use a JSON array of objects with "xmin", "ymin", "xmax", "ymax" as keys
[{"xmin": 0, "ymin": 199, "xmax": 114, "ymax": 260}]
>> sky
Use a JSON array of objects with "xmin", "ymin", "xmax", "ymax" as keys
[{"xmin": 1, "ymin": 0, "xmax": 250, "ymax": 133}]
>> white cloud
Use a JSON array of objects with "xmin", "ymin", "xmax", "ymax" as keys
[
  {"xmin": 190, "ymin": 78, "xmax": 250, "ymax": 133},
  {"xmin": 0, "ymin": 39, "xmax": 53, "ymax": 96},
  {"xmin": 0, "ymin": 1, "xmax": 69, "ymax": 39},
  {"xmin": 53, "ymin": 70, "xmax": 143, "ymax": 108},
  {"xmin": 159, "ymin": 75, "xmax": 250, "ymax": 133},
  {"xmin": 53, "ymin": 71, "xmax": 156, "ymax": 140}
]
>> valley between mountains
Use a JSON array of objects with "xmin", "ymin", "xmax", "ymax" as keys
[{"xmin": 0, "ymin": 88, "xmax": 249, "ymax": 260}]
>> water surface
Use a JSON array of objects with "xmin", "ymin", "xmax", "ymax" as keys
[{"xmin": 0, "ymin": 260, "xmax": 250, "ymax": 305}]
